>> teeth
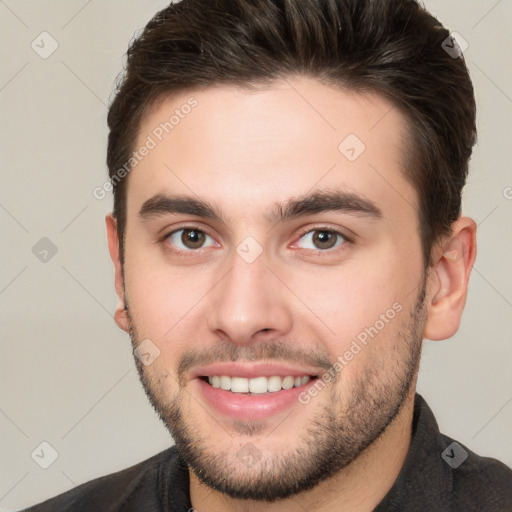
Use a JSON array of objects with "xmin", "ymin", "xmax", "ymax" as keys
[
  {"xmin": 248, "ymin": 376, "xmax": 267, "ymax": 394},
  {"xmin": 267, "ymin": 376, "xmax": 282, "ymax": 392},
  {"xmin": 219, "ymin": 375, "xmax": 231, "ymax": 390},
  {"xmin": 207, "ymin": 375, "xmax": 312, "ymax": 393},
  {"xmin": 282, "ymin": 376, "xmax": 294, "ymax": 389},
  {"xmin": 231, "ymin": 377, "xmax": 249, "ymax": 393}
]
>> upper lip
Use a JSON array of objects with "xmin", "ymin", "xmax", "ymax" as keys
[{"xmin": 189, "ymin": 362, "xmax": 321, "ymax": 380}]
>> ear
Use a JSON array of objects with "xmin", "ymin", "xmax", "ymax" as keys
[
  {"xmin": 105, "ymin": 213, "xmax": 131, "ymax": 333},
  {"xmin": 423, "ymin": 217, "xmax": 477, "ymax": 340}
]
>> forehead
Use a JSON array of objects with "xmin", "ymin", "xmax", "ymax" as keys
[{"xmin": 127, "ymin": 77, "xmax": 417, "ymax": 222}]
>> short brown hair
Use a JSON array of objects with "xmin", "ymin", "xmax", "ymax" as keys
[{"xmin": 107, "ymin": 0, "xmax": 476, "ymax": 265}]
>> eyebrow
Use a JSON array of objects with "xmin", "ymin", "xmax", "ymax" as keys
[{"xmin": 138, "ymin": 190, "xmax": 383, "ymax": 224}]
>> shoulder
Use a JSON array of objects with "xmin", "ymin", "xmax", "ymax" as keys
[
  {"xmin": 21, "ymin": 446, "xmax": 180, "ymax": 512},
  {"xmin": 376, "ymin": 395, "xmax": 512, "ymax": 512},
  {"xmin": 443, "ymin": 435, "xmax": 512, "ymax": 510}
]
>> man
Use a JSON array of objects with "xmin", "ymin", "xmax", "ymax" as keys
[{"xmin": 24, "ymin": 0, "xmax": 512, "ymax": 510}]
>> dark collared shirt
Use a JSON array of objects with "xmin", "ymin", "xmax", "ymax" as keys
[{"xmin": 23, "ymin": 394, "xmax": 512, "ymax": 511}]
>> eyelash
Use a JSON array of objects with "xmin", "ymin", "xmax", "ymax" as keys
[
  {"xmin": 293, "ymin": 226, "xmax": 352, "ymax": 252},
  {"xmin": 160, "ymin": 226, "xmax": 352, "ymax": 257},
  {"xmin": 160, "ymin": 227, "xmax": 217, "ymax": 258}
]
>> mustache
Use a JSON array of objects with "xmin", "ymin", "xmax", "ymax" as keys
[{"xmin": 176, "ymin": 340, "xmax": 335, "ymax": 386}]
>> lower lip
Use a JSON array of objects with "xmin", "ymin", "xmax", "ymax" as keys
[{"xmin": 195, "ymin": 377, "xmax": 316, "ymax": 422}]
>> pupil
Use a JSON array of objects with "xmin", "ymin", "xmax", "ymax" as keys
[
  {"xmin": 182, "ymin": 229, "xmax": 205, "ymax": 248},
  {"xmin": 313, "ymin": 231, "xmax": 336, "ymax": 249}
]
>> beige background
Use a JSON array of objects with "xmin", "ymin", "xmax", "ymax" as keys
[{"xmin": 1, "ymin": 0, "xmax": 511, "ymax": 510}]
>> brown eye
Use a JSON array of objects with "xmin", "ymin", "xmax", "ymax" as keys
[
  {"xmin": 166, "ymin": 228, "xmax": 215, "ymax": 251},
  {"xmin": 181, "ymin": 229, "xmax": 206, "ymax": 249},
  {"xmin": 312, "ymin": 231, "xmax": 338, "ymax": 249},
  {"xmin": 295, "ymin": 229, "xmax": 346, "ymax": 251}
]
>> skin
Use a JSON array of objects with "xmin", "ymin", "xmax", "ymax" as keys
[{"xmin": 106, "ymin": 76, "xmax": 477, "ymax": 512}]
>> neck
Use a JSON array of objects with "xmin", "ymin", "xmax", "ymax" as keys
[{"xmin": 189, "ymin": 390, "xmax": 416, "ymax": 512}]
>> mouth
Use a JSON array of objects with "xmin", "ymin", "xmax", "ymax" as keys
[
  {"xmin": 190, "ymin": 362, "xmax": 323, "ymax": 420},
  {"xmin": 193, "ymin": 367, "xmax": 321, "ymax": 421},
  {"xmin": 199, "ymin": 375, "xmax": 316, "ymax": 394}
]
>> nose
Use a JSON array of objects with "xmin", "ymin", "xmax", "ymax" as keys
[{"xmin": 207, "ymin": 249, "xmax": 294, "ymax": 346}]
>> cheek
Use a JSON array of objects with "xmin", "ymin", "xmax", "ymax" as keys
[
  {"xmin": 122, "ymin": 235, "xmax": 209, "ymax": 345},
  {"xmin": 126, "ymin": 268, "xmax": 205, "ymax": 333},
  {"xmin": 124, "ymin": 267, "xmax": 201, "ymax": 377},
  {"xmin": 284, "ymin": 245, "xmax": 421, "ymax": 361}
]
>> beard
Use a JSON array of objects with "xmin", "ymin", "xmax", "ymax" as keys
[{"xmin": 127, "ymin": 280, "xmax": 427, "ymax": 502}]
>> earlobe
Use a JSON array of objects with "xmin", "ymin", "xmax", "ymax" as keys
[
  {"xmin": 114, "ymin": 303, "xmax": 131, "ymax": 333},
  {"xmin": 423, "ymin": 217, "xmax": 477, "ymax": 341},
  {"xmin": 105, "ymin": 214, "xmax": 131, "ymax": 333}
]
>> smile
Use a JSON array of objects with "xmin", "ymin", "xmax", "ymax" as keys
[{"xmin": 203, "ymin": 375, "xmax": 312, "ymax": 394}]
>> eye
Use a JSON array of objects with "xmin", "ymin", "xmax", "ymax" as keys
[
  {"xmin": 295, "ymin": 229, "xmax": 347, "ymax": 251},
  {"xmin": 165, "ymin": 228, "xmax": 216, "ymax": 251}
]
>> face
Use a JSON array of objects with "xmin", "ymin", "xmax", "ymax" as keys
[{"xmin": 117, "ymin": 77, "xmax": 428, "ymax": 500}]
